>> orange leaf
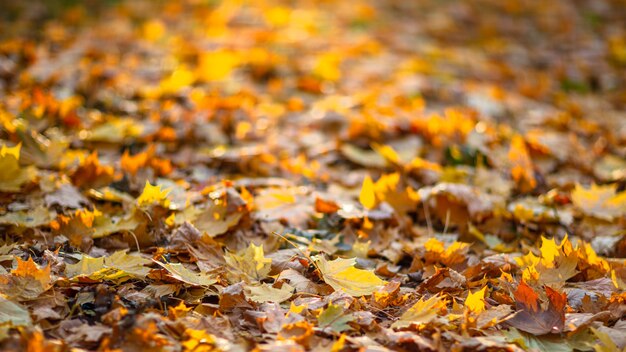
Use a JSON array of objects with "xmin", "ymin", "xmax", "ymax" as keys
[
  {"xmin": 508, "ymin": 135, "xmax": 536, "ymax": 191},
  {"xmin": 12, "ymin": 257, "xmax": 51, "ymax": 289},
  {"xmin": 514, "ymin": 281, "xmax": 539, "ymax": 312}
]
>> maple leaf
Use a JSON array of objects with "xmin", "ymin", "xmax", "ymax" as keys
[
  {"xmin": 392, "ymin": 294, "xmax": 446, "ymax": 329},
  {"xmin": 313, "ymin": 52, "xmax": 342, "ymax": 81},
  {"xmin": 465, "ymin": 286, "xmax": 488, "ymax": 313},
  {"xmin": 224, "ymin": 243, "xmax": 273, "ymax": 283},
  {"xmin": 315, "ymin": 256, "xmax": 385, "ymax": 297},
  {"xmin": 423, "ymin": 238, "xmax": 470, "ymax": 268},
  {"xmin": 121, "ymin": 149, "xmax": 150, "ymax": 176},
  {"xmin": 137, "ymin": 181, "xmax": 171, "ymax": 208},
  {"xmin": 373, "ymin": 173, "xmax": 420, "ymax": 214},
  {"xmin": 12, "ymin": 257, "xmax": 52, "ymax": 289},
  {"xmin": 154, "ymin": 261, "xmax": 216, "ymax": 287},
  {"xmin": 70, "ymin": 151, "xmax": 114, "ymax": 188},
  {"xmin": 66, "ymin": 251, "xmax": 151, "ymax": 282},
  {"xmin": 51, "ymin": 208, "xmax": 101, "ymax": 249},
  {"xmin": 0, "ymin": 257, "xmax": 52, "ymax": 300},
  {"xmin": 507, "ymin": 282, "xmax": 567, "ymax": 335},
  {"xmin": 516, "ymin": 236, "xmax": 579, "ymax": 285},
  {"xmin": 182, "ymin": 329, "xmax": 224, "ymax": 352}
]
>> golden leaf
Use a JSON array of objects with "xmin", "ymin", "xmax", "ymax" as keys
[
  {"xmin": 137, "ymin": 181, "xmax": 171, "ymax": 208},
  {"xmin": 224, "ymin": 243, "xmax": 272, "ymax": 282},
  {"xmin": 359, "ymin": 175, "xmax": 376, "ymax": 209},
  {"xmin": 465, "ymin": 286, "xmax": 487, "ymax": 313},
  {"xmin": 315, "ymin": 256, "xmax": 385, "ymax": 297},
  {"xmin": 155, "ymin": 262, "xmax": 216, "ymax": 287},
  {"xmin": 392, "ymin": 295, "xmax": 446, "ymax": 328}
]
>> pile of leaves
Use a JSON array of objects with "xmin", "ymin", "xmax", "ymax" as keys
[{"xmin": 1, "ymin": 0, "xmax": 626, "ymax": 350}]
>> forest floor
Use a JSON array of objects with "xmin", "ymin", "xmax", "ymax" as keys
[{"xmin": 0, "ymin": 0, "xmax": 626, "ymax": 351}]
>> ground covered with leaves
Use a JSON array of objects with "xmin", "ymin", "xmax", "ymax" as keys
[{"xmin": 0, "ymin": 0, "xmax": 626, "ymax": 351}]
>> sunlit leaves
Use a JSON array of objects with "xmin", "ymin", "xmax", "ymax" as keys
[
  {"xmin": 392, "ymin": 295, "xmax": 446, "ymax": 328},
  {"xmin": 1, "ymin": 0, "xmax": 625, "ymax": 349},
  {"xmin": 315, "ymin": 256, "xmax": 385, "ymax": 296},
  {"xmin": 224, "ymin": 243, "xmax": 272, "ymax": 283},
  {"xmin": 66, "ymin": 251, "xmax": 151, "ymax": 282},
  {"xmin": 137, "ymin": 181, "xmax": 171, "ymax": 208},
  {"xmin": 155, "ymin": 261, "xmax": 216, "ymax": 287},
  {"xmin": 465, "ymin": 286, "xmax": 487, "ymax": 313}
]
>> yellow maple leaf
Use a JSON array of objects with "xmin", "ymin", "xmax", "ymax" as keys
[
  {"xmin": 539, "ymin": 236, "xmax": 560, "ymax": 266},
  {"xmin": 373, "ymin": 173, "xmax": 419, "ymax": 214},
  {"xmin": 156, "ymin": 261, "xmax": 216, "ymax": 287},
  {"xmin": 137, "ymin": 181, "xmax": 171, "ymax": 208},
  {"xmin": 465, "ymin": 286, "xmax": 487, "ymax": 313},
  {"xmin": 359, "ymin": 175, "xmax": 376, "ymax": 209},
  {"xmin": 516, "ymin": 236, "xmax": 579, "ymax": 285},
  {"xmin": 224, "ymin": 243, "xmax": 273, "ymax": 282},
  {"xmin": 315, "ymin": 256, "xmax": 385, "ymax": 297}
]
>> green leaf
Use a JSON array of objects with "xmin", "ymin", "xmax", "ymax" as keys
[
  {"xmin": 318, "ymin": 304, "xmax": 354, "ymax": 333},
  {"xmin": 0, "ymin": 296, "xmax": 31, "ymax": 327}
]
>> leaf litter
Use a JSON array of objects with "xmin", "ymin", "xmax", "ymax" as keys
[{"xmin": 0, "ymin": 0, "xmax": 625, "ymax": 351}]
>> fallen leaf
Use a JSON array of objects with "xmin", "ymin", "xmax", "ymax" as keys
[
  {"xmin": 392, "ymin": 294, "xmax": 446, "ymax": 328},
  {"xmin": 315, "ymin": 256, "xmax": 385, "ymax": 297},
  {"xmin": 245, "ymin": 283, "xmax": 294, "ymax": 303}
]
